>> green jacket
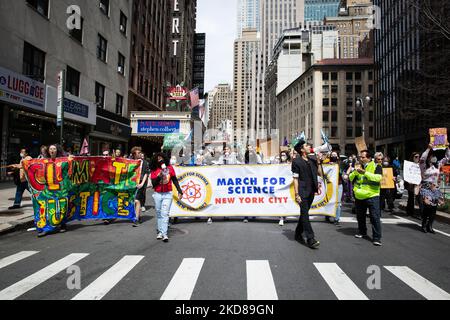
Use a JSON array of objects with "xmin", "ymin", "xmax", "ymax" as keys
[{"xmin": 349, "ymin": 161, "xmax": 382, "ymax": 200}]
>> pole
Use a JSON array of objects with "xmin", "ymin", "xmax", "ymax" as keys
[{"xmin": 57, "ymin": 70, "xmax": 66, "ymax": 146}]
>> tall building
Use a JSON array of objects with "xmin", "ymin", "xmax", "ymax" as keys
[
  {"xmin": 305, "ymin": 0, "xmax": 340, "ymax": 21},
  {"xmin": 324, "ymin": 1, "xmax": 373, "ymax": 59},
  {"xmin": 237, "ymin": 0, "xmax": 261, "ymax": 37},
  {"xmin": 277, "ymin": 58, "xmax": 375, "ymax": 153},
  {"xmin": 208, "ymin": 84, "xmax": 234, "ymax": 132},
  {"xmin": 374, "ymin": 0, "xmax": 450, "ymax": 158},
  {"xmin": 193, "ymin": 33, "xmax": 206, "ymax": 99},
  {"xmin": 0, "ymin": 0, "xmax": 132, "ymax": 181},
  {"xmin": 233, "ymin": 29, "xmax": 264, "ymax": 144}
]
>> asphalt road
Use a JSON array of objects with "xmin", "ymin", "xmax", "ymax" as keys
[{"xmin": 0, "ymin": 192, "xmax": 449, "ymax": 301}]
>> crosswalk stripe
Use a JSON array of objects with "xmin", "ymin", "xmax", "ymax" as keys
[
  {"xmin": 160, "ymin": 258, "xmax": 205, "ymax": 300},
  {"xmin": 247, "ymin": 260, "xmax": 278, "ymax": 300},
  {"xmin": 384, "ymin": 266, "xmax": 450, "ymax": 300},
  {"xmin": 314, "ymin": 263, "xmax": 369, "ymax": 300},
  {"xmin": 72, "ymin": 255, "xmax": 144, "ymax": 300},
  {"xmin": 0, "ymin": 251, "xmax": 39, "ymax": 270},
  {"xmin": 0, "ymin": 253, "xmax": 89, "ymax": 300}
]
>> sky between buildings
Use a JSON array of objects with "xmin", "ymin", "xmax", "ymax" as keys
[{"xmin": 197, "ymin": 0, "xmax": 238, "ymax": 93}]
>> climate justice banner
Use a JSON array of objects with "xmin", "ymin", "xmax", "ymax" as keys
[
  {"xmin": 171, "ymin": 164, "xmax": 339, "ymax": 218},
  {"xmin": 22, "ymin": 157, "xmax": 142, "ymax": 233}
]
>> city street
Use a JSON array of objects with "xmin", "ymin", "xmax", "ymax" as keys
[{"xmin": 1, "ymin": 191, "xmax": 449, "ymax": 301}]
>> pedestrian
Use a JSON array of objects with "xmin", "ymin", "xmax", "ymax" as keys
[
  {"xmin": 278, "ymin": 150, "xmax": 292, "ymax": 226},
  {"xmin": 7, "ymin": 148, "xmax": 32, "ymax": 210},
  {"xmin": 218, "ymin": 145, "xmax": 240, "ymax": 165},
  {"xmin": 292, "ymin": 140, "xmax": 321, "ymax": 249},
  {"xmin": 349, "ymin": 150, "xmax": 383, "ymax": 246},
  {"xmin": 130, "ymin": 147, "xmax": 149, "ymax": 227},
  {"xmin": 37, "ymin": 145, "xmax": 49, "ymax": 159},
  {"xmin": 114, "ymin": 149, "xmax": 122, "ymax": 158},
  {"xmin": 380, "ymin": 156, "xmax": 399, "ymax": 213},
  {"xmin": 326, "ymin": 151, "xmax": 343, "ymax": 226},
  {"xmin": 418, "ymin": 143, "xmax": 450, "ymax": 233},
  {"xmin": 140, "ymin": 152, "xmax": 148, "ymax": 212},
  {"xmin": 245, "ymin": 145, "xmax": 263, "ymax": 164},
  {"xmin": 150, "ymin": 153, "xmax": 183, "ymax": 242},
  {"xmin": 393, "ymin": 156, "xmax": 401, "ymax": 171},
  {"xmin": 405, "ymin": 152, "xmax": 421, "ymax": 216}
]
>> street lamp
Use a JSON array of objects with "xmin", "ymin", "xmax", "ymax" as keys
[{"xmin": 355, "ymin": 96, "xmax": 371, "ymax": 139}]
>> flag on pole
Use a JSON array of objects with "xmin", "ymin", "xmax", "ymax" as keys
[
  {"xmin": 199, "ymin": 100, "xmax": 207, "ymax": 126},
  {"xmin": 189, "ymin": 88, "xmax": 200, "ymax": 109}
]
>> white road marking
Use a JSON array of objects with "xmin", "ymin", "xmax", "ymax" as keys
[
  {"xmin": 391, "ymin": 215, "xmax": 450, "ymax": 238},
  {"xmin": 0, "ymin": 251, "xmax": 39, "ymax": 270},
  {"xmin": 246, "ymin": 260, "xmax": 279, "ymax": 300},
  {"xmin": 160, "ymin": 258, "xmax": 205, "ymax": 300},
  {"xmin": 385, "ymin": 266, "xmax": 450, "ymax": 300},
  {"xmin": 314, "ymin": 263, "xmax": 369, "ymax": 300},
  {"xmin": 72, "ymin": 255, "xmax": 144, "ymax": 300},
  {"xmin": 0, "ymin": 253, "xmax": 89, "ymax": 300}
]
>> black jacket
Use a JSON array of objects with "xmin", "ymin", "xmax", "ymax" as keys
[{"xmin": 292, "ymin": 155, "xmax": 319, "ymax": 196}]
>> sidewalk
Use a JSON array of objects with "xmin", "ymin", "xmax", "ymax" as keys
[
  {"xmin": 0, "ymin": 182, "xmax": 35, "ymax": 235},
  {"xmin": 398, "ymin": 200, "xmax": 450, "ymax": 224}
]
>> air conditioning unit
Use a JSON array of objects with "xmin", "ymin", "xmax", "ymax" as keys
[{"xmin": 118, "ymin": 66, "xmax": 124, "ymax": 73}]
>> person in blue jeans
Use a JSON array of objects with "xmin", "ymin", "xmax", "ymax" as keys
[
  {"xmin": 150, "ymin": 153, "xmax": 183, "ymax": 243},
  {"xmin": 7, "ymin": 148, "xmax": 32, "ymax": 210}
]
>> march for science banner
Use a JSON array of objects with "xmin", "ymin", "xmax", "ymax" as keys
[
  {"xmin": 171, "ymin": 164, "xmax": 339, "ymax": 218},
  {"xmin": 23, "ymin": 157, "xmax": 142, "ymax": 233}
]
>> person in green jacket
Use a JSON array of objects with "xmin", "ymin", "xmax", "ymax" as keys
[{"xmin": 349, "ymin": 150, "xmax": 383, "ymax": 246}]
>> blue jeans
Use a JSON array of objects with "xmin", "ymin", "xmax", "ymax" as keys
[
  {"xmin": 153, "ymin": 192, "xmax": 173, "ymax": 237},
  {"xmin": 14, "ymin": 181, "xmax": 30, "ymax": 206},
  {"xmin": 335, "ymin": 184, "xmax": 343, "ymax": 222},
  {"xmin": 355, "ymin": 196, "xmax": 382, "ymax": 242}
]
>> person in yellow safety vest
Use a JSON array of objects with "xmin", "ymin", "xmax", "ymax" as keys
[{"xmin": 349, "ymin": 150, "xmax": 383, "ymax": 246}]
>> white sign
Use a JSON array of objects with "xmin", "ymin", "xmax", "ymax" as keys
[
  {"xmin": 172, "ymin": 0, "xmax": 181, "ymax": 56},
  {"xmin": 170, "ymin": 164, "xmax": 339, "ymax": 218},
  {"xmin": 0, "ymin": 66, "xmax": 46, "ymax": 111},
  {"xmin": 403, "ymin": 161, "xmax": 422, "ymax": 185},
  {"xmin": 57, "ymin": 71, "xmax": 65, "ymax": 127}
]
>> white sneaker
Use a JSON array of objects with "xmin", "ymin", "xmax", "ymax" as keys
[
  {"xmin": 157, "ymin": 233, "xmax": 163, "ymax": 240},
  {"xmin": 243, "ymin": 219, "xmax": 249, "ymax": 223},
  {"xmin": 279, "ymin": 219, "xmax": 284, "ymax": 226},
  {"xmin": 141, "ymin": 207, "xmax": 146, "ymax": 212},
  {"xmin": 163, "ymin": 235, "xmax": 169, "ymax": 242},
  {"xmin": 207, "ymin": 218, "xmax": 212, "ymax": 224}
]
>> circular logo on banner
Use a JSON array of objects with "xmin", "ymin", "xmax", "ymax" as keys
[
  {"xmin": 175, "ymin": 171, "xmax": 212, "ymax": 212},
  {"xmin": 290, "ymin": 171, "xmax": 334, "ymax": 208}
]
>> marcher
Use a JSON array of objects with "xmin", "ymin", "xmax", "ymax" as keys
[
  {"xmin": 7, "ymin": 148, "xmax": 32, "ymax": 210},
  {"xmin": 349, "ymin": 150, "xmax": 383, "ymax": 246},
  {"xmin": 114, "ymin": 149, "xmax": 122, "ymax": 158},
  {"xmin": 292, "ymin": 140, "xmax": 321, "ymax": 249},
  {"xmin": 218, "ymin": 145, "xmax": 240, "ymax": 165},
  {"xmin": 37, "ymin": 145, "xmax": 49, "ymax": 159},
  {"xmin": 380, "ymin": 156, "xmax": 399, "ymax": 213},
  {"xmin": 418, "ymin": 143, "xmax": 450, "ymax": 233},
  {"xmin": 150, "ymin": 153, "xmax": 183, "ymax": 242},
  {"xmin": 405, "ymin": 152, "xmax": 421, "ymax": 216},
  {"xmin": 326, "ymin": 151, "xmax": 343, "ymax": 225},
  {"xmin": 278, "ymin": 150, "xmax": 292, "ymax": 226},
  {"xmin": 245, "ymin": 145, "xmax": 263, "ymax": 164},
  {"xmin": 130, "ymin": 147, "xmax": 149, "ymax": 227}
]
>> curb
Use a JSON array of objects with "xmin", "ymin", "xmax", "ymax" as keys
[
  {"xmin": 398, "ymin": 203, "xmax": 450, "ymax": 225},
  {"xmin": 0, "ymin": 217, "xmax": 35, "ymax": 236}
]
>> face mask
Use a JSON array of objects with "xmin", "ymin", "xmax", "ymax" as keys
[
  {"xmin": 170, "ymin": 159, "xmax": 177, "ymax": 165},
  {"xmin": 383, "ymin": 162, "xmax": 389, "ymax": 167},
  {"xmin": 20, "ymin": 153, "xmax": 25, "ymax": 158},
  {"xmin": 430, "ymin": 157, "xmax": 438, "ymax": 164},
  {"xmin": 281, "ymin": 156, "xmax": 287, "ymax": 161},
  {"xmin": 225, "ymin": 152, "xmax": 230, "ymax": 156}
]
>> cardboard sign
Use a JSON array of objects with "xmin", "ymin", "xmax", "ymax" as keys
[
  {"xmin": 403, "ymin": 161, "xmax": 422, "ymax": 185},
  {"xmin": 355, "ymin": 137, "xmax": 368, "ymax": 154},
  {"xmin": 429, "ymin": 128, "xmax": 448, "ymax": 150},
  {"xmin": 381, "ymin": 168, "xmax": 395, "ymax": 189}
]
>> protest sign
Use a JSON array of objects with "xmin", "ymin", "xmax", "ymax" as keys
[
  {"xmin": 381, "ymin": 168, "xmax": 395, "ymax": 189},
  {"xmin": 403, "ymin": 161, "xmax": 422, "ymax": 185},
  {"xmin": 170, "ymin": 164, "xmax": 339, "ymax": 218},
  {"xmin": 429, "ymin": 128, "xmax": 448, "ymax": 151},
  {"xmin": 355, "ymin": 137, "xmax": 367, "ymax": 154},
  {"xmin": 23, "ymin": 157, "xmax": 142, "ymax": 233}
]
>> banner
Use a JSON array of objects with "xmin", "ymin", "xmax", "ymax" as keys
[
  {"xmin": 403, "ymin": 161, "xmax": 422, "ymax": 185},
  {"xmin": 23, "ymin": 157, "xmax": 142, "ymax": 233},
  {"xmin": 429, "ymin": 128, "xmax": 448, "ymax": 151},
  {"xmin": 381, "ymin": 168, "xmax": 395, "ymax": 189},
  {"xmin": 163, "ymin": 133, "xmax": 186, "ymax": 150},
  {"xmin": 170, "ymin": 164, "xmax": 339, "ymax": 218}
]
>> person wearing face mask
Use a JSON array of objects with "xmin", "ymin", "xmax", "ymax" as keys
[
  {"xmin": 130, "ymin": 147, "xmax": 149, "ymax": 227},
  {"xmin": 218, "ymin": 146, "xmax": 239, "ymax": 165},
  {"xmin": 405, "ymin": 152, "xmax": 421, "ymax": 216},
  {"xmin": 325, "ymin": 151, "xmax": 343, "ymax": 225},
  {"xmin": 379, "ymin": 156, "xmax": 398, "ymax": 213},
  {"xmin": 418, "ymin": 143, "xmax": 450, "ymax": 232},
  {"xmin": 150, "ymin": 153, "xmax": 183, "ymax": 242},
  {"xmin": 7, "ymin": 148, "xmax": 33, "ymax": 210}
]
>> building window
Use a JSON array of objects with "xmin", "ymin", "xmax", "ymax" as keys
[
  {"xmin": 323, "ymin": 86, "xmax": 329, "ymax": 94},
  {"xmin": 322, "ymin": 73, "xmax": 329, "ymax": 81},
  {"xmin": 66, "ymin": 66, "xmax": 80, "ymax": 96},
  {"xmin": 368, "ymin": 71, "xmax": 373, "ymax": 80},
  {"xmin": 116, "ymin": 94, "xmax": 123, "ymax": 115},
  {"xmin": 332, "ymin": 111, "xmax": 338, "ymax": 122},
  {"xmin": 120, "ymin": 11, "xmax": 127, "ymax": 35},
  {"xmin": 99, "ymin": 0, "xmax": 110, "ymax": 16},
  {"xmin": 331, "ymin": 127, "xmax": 338, "ymax": 137},
  {"xmin": 346, "ymin": 85, "xmax": 353, "ymax": 93},
  {"xmin": 346, "ymin": 127, "xmax": 353, "ymax": 137},
  {"xmin": 369, "ymin": 127, "xmax": 374, "ymax": 138},
  {"xmin": 331, "ymin": 72, "xmax": 338, "ymax": 81},
  {"xmin": 323, "ymin": 111, "xmax": 329, "ymax": 122},
  {"xmin": 368, "ymin": 84, "xmax": 373, "ymax": 94},
  {"xmin": 323, "ymin": 98, "xmax": 329, "ymax": 107},
  {"xmin": 23, "ymin": 42, "xmax": 46, "ymax": 82},
  {"xmin": 355, "ymin": 72, "xmax": 362, "ymax": 80},
  {"xmin": 69, "ymin": 17, "xmax": 84, "ymax": 43},
  {"xmin": 95, "ymin": 82, "xmax": 106, "ymax": 108},
  {"xmin": 346, "ymin": 72, "xmax": 353, "ymax": 81},
  {"xmin": 331, "ymin": 98, "xmax": 338, "ymax": 107},
  {"xmin": 356, "ymin": 111, "xmax": 362, "ymax": 122},
  {"xmin": 97, "ymin": 34, "xmax": 108, "ymax": 62},
  {"xmin": 355, "ymin": 127, "xmax": 362, "ymax": 137},
  {"xmin": 26, "ymin": 0, "xmax": 49, "ymax": 17},
  {"xmin": 331, "ymin": 85, "xmax": 338, "ymax": 94},
  {"xmin": 355, "ymin": 85, "xmax": 362, "ymax": 93},
  {"xmin": 118, "ymin": 52, "xmax": 125, "ymax": 75}
]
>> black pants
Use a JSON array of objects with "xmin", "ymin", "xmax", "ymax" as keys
[
  {"xmin": 355, "ymin": 197, "xmax": 382, "ymax": 242},
  {"xmin": 380, "ymin": 189, "xmax": 394, "ymax": 210},
  {"xmin": 295, "ymin": 193, "xmax": 315, "ymax": 241},
  {"xmin": 422, "ymin": 204, "xmax": 437, "ymax": 229}
]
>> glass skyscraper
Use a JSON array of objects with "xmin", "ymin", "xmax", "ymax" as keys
[
  {"xmin": 237, "ymin": 0, "xmax": 261, "ymax": 37},
  {"xmin": 305, "ymin": 0, "xmax": 340, "ymax": 21}
]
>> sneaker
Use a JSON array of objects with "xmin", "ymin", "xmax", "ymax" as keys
[
  {"xmin": 373, "ymin": 241, "xmax": 382, "ymax": 246},
  {"xmin": 334, "ymin": 221, "xmax": 341, "ymax": 226},
  {"xmin": 157, "ymin": 233, "xmax": 163, "ymax": 240},
  {"xmin": 207, "ymin": 218, "xmax": 212, "ymax": 224},
  {"xmin": 279, "ymin": 219, "xmax": 284, "ymax": 226},
  {"xmin": 163, "ymin": 235, "xmax": 169, "ymax": 243},
  {"xmin": 132, "ymin": 220, "xmax": 139, "ymax": 227},
  {"xmin": 307, "ymin": 239, "xmax": 320, "ymax": 249},
  {"xmin": 243, "ymin": 218, "xmax": 249, "ymax": 223},
  {"xmin": 8, "ymin": 205, "xmax": 20, "ymax": 210},
  {"xmin": 355, "ymin": 234, "xmax": 367, "ymax": 239},
  {"xmin": 103, "ymin": 220, "xmax": 111, "ymax": 225},
  {"xmin": 37, "ymin": 231, "xmax": 47, "ymax": 238}
]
